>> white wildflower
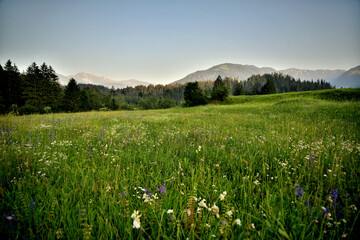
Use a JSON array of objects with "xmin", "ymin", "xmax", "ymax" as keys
[
  {"xmin": 198, "ymin": 199, "xmax": 207, "ymax": 208},
  {"xmin": 212, "ymin": 203, "xmax": 220, "ymax": 218},
  {"xmin": 167, "ymin": 209, "xmax": 174, "ymax": 214},
  {"xmin": 133, "ymin": 217, "xmax": 141, "ymax": 229},
  {"xmin": 234, "ymin": 219, "xmax": 241, "ymax": 226},
  {"xmin": 225, "ymin": 210, "xmax": 233, "ymax": 216},
  {"xmin": 219, "ymin": 191, "xmax": 227, "ymax": 201}
]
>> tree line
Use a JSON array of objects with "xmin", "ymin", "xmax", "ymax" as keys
[{"xmin": 0, "ymin": 59, "xmax": 334, "ymax": 114}]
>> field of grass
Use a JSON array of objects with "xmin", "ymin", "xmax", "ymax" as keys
[{"xmin": 0, "ymin": 89, "xmax": 359, "ymax": 239}]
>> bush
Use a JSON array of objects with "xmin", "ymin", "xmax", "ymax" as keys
[
  {"xmin": 18, "ymin": 105, "xmax": 40, "ymax": 115},
  {"xmin": 43, "ymin": 106, "xmax": 51, "ymax": 114}
]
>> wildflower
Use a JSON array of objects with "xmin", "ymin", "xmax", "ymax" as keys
[
  {"xmin": 133, "ymin": 217, "xmax": 141, "ymax": 229},
  {"xmin": 234, "ymin": 219, "xmax": 241, "ymax": 226},
  {"xmin": 322, "ymin": 207, "xmax": 331, "ymax": 217},
  {"xmin": 254, "ymin": 180, "xmax": 260, "ymax": 186},
  {"xmin": 212, "ymin": 203, "xmax": 220, "ymax": 218},
  {"xmin": 199, "ymin": 199, "xmax": 207, "ymax": 208},
  {"xmin": 251, "ymin": 223, "xmax": 256, "ymax": 229},
  {"xmin": 226, "ymin": 210, "xmax": 233, "ymax": 216},
  {"xmin": 167, "ymin": 209, "xmax": 174, "ymax": 214},
  {"xmin": 29, "ymin": 201, "xmax": 35, "ymax": 207},
  {"xmin": 89, "ymin": 155, "xmax": 93, "ymax": 158},
  {"xmin": 131, "ymin": 210, "xmax": 140, "ymax": 219},
  {"xmin": 185, "ymin": 209, "xmax": 191, "ymax": 216},
  {"xmin": 6, "ymin": 216, "xmax": 13, "ymax": 221},
  {"xmin": 296, "ymin": 185, "xmax": 303, "ymax": 201},
  {"xmin": 131, "ymin": 210, "xmax": 141, "ymax": 229},
  {"xmin": 350, "ymin": 205, "xmax": 357, "ymax": 211},
  {"xmin": 219, "ymin": 191, "xmax": 227, "ymax": 201}
]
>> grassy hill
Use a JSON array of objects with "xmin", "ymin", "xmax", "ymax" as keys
[{"xmin": 0, "ymin": 89, "xmax": 359, "ymax": 239}]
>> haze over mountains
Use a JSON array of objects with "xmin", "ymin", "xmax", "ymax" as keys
[
  {"xmin": 57, "ymin": 72, "xmax": 151, "ymax": 89},
  {"xmin": 172, "ymin": 63, "xmax": 347, "ymax": 86},
  {"xmin": 57, "ymin": 63, "xmax": 359, "ymax": 89},
  {"xmin": 332, "ymin": 65, "xmax": 360, "ymax": 88}
]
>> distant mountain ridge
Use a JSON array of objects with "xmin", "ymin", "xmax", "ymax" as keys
[
  {"xmin": 332, "ymin": 65, "xmax": 360, "ymax": 88},
  {"xmin": 57, "ymin": 72, "xmax": 151, "ymax": 89},
  {"xmin": 173, "ymin": 63, "xmax": 347, "ymax": 86}
]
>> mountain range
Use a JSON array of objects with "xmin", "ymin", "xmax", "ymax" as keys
[
  {"xmin": 57, "ymin": 63, "xmax": 360, "ymax": 89},
  {"xmin": 172, "ymin": 63, "xmax": 348, "ymax": 86},
  {"xmin": 57, "ymin": 72, "xmax": 151, "ymax": 89},
  {"xmin": 332, "ymin": 65, "xmax": 360, "ymax": 88}
]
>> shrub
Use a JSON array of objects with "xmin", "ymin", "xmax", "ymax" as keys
[{"xmin": 18, "ymin": 105, "xmax": 39, "ymax": 115}]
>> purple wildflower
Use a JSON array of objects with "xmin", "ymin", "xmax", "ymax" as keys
[
  {"xmin": 331, "ymin": 189, "xmax": 339, "ymax": 208},
  {"xmin": 296, "ymin": 185, "xmax": 303, "ymax": 201}
]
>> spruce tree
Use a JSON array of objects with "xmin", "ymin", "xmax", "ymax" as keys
[
  {"xmin": 184, "ymin": 82, "xmax": 208, "ymax": 107},
  {"xmin": 64, "ymin": 78, "xmax": 81, "ymax": 112},
  {"xmin": 260, "ymin": 80, "xmax": 277, "ymax": 94},
  {"xmin": 211, "ymin": 75, "xmax": 230, "ymax": 101},
  {"xmin": 233, "ymin": 81, "xmax": 245, "ymax": 96}
]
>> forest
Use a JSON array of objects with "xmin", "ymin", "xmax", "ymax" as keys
[{"xmin": 0, "ymin": 60, "xmax": 333, "ymax": 114}]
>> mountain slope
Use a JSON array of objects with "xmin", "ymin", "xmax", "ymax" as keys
[
  {"xmin": 174, "ymin": 63, "xmax": 276, "ymax": 84},
  {"xmin": 332, "ymin": 65, "xmax": 360, "ymax": 88},
  {"xmin": 278, "ymin": 68, "xmax": 345, "ymax": 83},
  {"xmin": 172, "ymin": 63, "xmax": 345, "ymax": 85},
  {"xmin": 56, "ymin": 72, "xmax": 151, "ymax": 88}
]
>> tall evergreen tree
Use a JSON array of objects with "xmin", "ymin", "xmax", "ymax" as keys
[
  {"xmin": 211, "ymin": 75, "xmax": 230, "ymax": 101},
  {"xmin": 63, "ymin": 78, "xmax": 81, "ymax": 112},
  {"xmin": 251, "ymin": 83, "xmax": 260, "ymax": 95},
  {"xmin": 22, "ymin": 62, "xmax": 42, "ymax": 108},
  {"xmin": 40, "ymin": 63, "xmax": 62, "ymax": 110},
  {"xmin": 184, "ymin": 82, "xmax": 208, "ymax": 107},
  {"xmin": 0, "ymin": 60, "xmax": 22, "ymax": 110},
  {"xmin": 261, "ymin": 80, "xmax": 277, "ymax": 94},
  {"xmin": 22, "ymin": 62, "xmax": 62, "ymax": 110},
  {"xmin": 233, "ymin": 81, "xmax": 245, "ymax": 96}
]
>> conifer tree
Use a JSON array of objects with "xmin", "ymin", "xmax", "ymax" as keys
[
  {"xmin": 63, "ymin": 78, "xmax": 81, "ymax": 112},
  {"xmin": 184, "ymin": 82, "xmax": 208, "ymax": 107},
  {"xmin": 260, "ymin": 79, "xmax": 277, "ymax": 94},
  {"xmin": 211, "ymin": 75, "xmax": 230, "ymax": 101}
]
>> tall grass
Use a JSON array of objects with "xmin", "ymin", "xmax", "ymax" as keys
[{"xmin": 0, "ymin": 89, "xmax": 359, "ymax": 239}]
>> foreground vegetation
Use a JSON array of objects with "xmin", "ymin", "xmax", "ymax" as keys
[{"xmin": 0, "ymin": 89, "xmax": 359, "ymax": 239}]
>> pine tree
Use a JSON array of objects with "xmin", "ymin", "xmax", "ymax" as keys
[
  {"xmin": 0, "ymin": 60, "xmax": 22, "ymax": 110},
  {"xmin": 233, "ymin": 81, "xmax": 245, "ymax": 96},
  {"xmin": 22, "ymin": 62, "xmax": 61, "ymax": 111},
  {"xmin": 63, "ymin": 78, "xmax": 81, "ymax": 112},
  {"xmin": 22, "ymin": 62, "xmax": 42, "ymax": 108},
  {"xmin": 184, "ymin": 82, "xmax": 208, "ymax": 107},
  {"xmin": 252, "ymin": 83, "xmax": 260, "ymax": 95},
  {"xmin": 211, "ymin": 75, "xmax": 230, "ymax": 101},
  {"xmin": 260, "ymin": 80, "xmax": 277, "ymax": 94}
]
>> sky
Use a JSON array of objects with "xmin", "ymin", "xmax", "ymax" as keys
[{"xmin": 0, "ymin": 0, "xmax": 359, "ymax": 84}]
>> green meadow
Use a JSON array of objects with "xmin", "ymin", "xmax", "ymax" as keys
[{"xmin": 0, "ymin": 89, "xmax": 359, "ymax": 239}]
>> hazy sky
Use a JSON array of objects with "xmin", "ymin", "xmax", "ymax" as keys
[{"xmin": 1, "ymin": 0, "xmax": 359, "ymax": 84}]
